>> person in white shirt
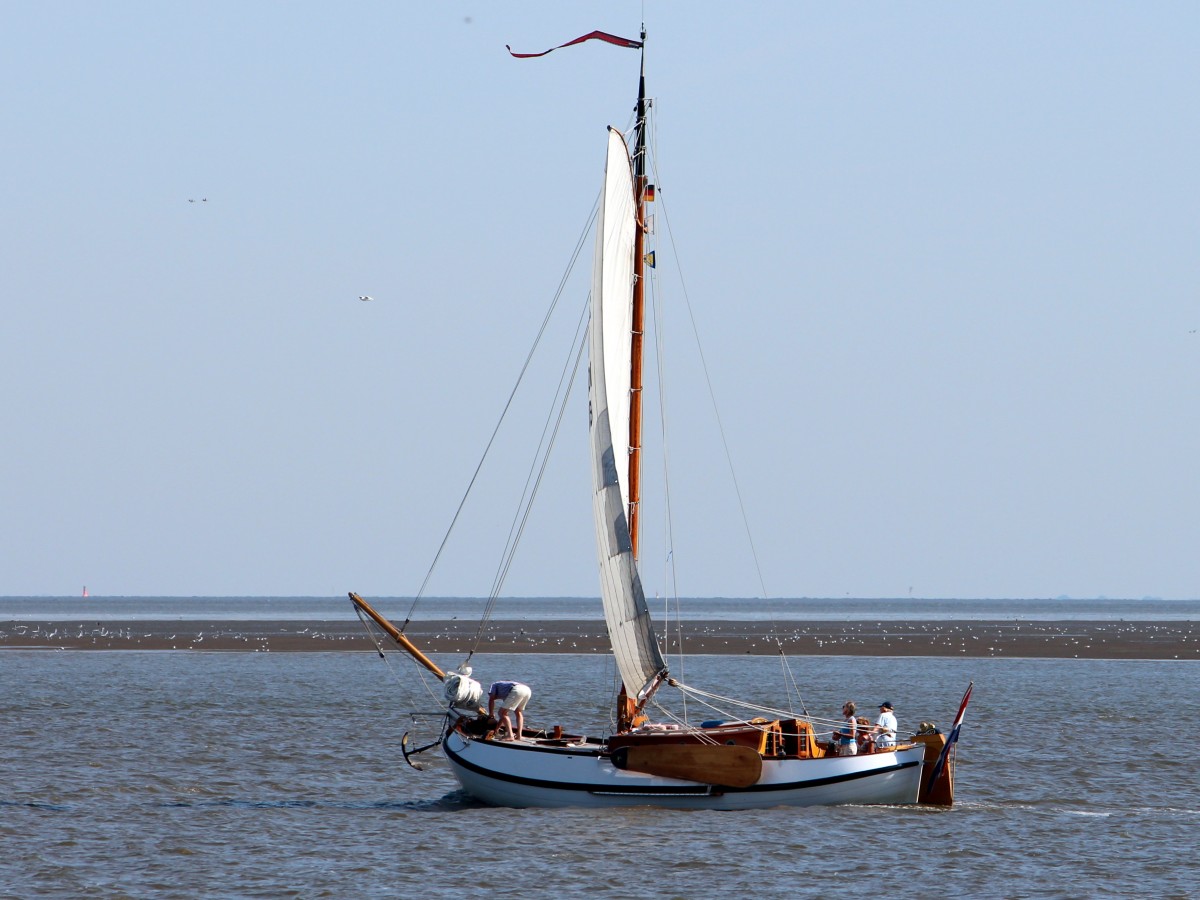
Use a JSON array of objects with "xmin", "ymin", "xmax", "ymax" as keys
[{"xmin": 874, "ymin": 701, "xmax": 898, "ymax": 749}]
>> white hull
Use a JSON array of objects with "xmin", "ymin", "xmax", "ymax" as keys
[{"xmin": 443, "ymin": 730, "xmax": 925, "ymax": 810}]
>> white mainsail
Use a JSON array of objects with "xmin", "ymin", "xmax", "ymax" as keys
[{"xmin": 589, "ymin": 127, "xmax": 666, "ymax": 700}]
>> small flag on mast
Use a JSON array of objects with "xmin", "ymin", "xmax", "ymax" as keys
[
  {"xmin": 507, "ymin": 30, "xmax": 642, "ymax": 59},
  {"xmin": 643, "ymin": 251, "xmax": 656, "ymax": 268},
  {"xmin": 644, "ymin": 184, "xmax": 656, "ymax": 201}
]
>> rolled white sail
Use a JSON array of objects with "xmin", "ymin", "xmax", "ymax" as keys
[
  {"xmin": 589, "ymin": 127, "xmax": 666, "ymax": 699},
  {"xmin": 597, "ymin": 131, "xmax": 635, "ymax": 513}
]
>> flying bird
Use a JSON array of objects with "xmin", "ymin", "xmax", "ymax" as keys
[{"xmin": 359, "ymin": 295, "xmax": 373, "ymax": 301}]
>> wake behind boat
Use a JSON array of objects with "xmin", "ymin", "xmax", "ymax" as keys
[{"xmin": 349, "ymin": 29, "xmax": 969, "ymax": 810}]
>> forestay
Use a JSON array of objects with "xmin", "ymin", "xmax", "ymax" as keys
[{"xmin": 588, "ymin": 127, "xmax": 667, "ymax": 701}]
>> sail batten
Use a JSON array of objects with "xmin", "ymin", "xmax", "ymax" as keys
[{"xmin": 590, "ymin": 128, "xmax": 667, "ymax": 698}]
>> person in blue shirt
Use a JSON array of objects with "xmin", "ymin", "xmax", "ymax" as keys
[
  {"xmin": 836, "ymin": 701, "xmax": 858, "ymax": 756},
  {"xmin": 487, "ymin": 680, "xmax": 532, "ymax": 741}
]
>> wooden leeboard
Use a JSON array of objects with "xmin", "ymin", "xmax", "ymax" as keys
[{"xmin": 622, "ymin": 744, "xmax": 763, "ymax": 788}]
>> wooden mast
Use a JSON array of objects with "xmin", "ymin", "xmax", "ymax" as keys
[
  {"xmin": 628, "ymin": 29, "xmax": 648, "ymax": 559},
  {"xmin": 618, "ymin": 30, "xmax": 650, "ymax": 734}
]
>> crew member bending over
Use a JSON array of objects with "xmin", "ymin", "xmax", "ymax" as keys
[{"xmin": 487, "ymin": 680, "xmax": 532, "ymax": 741}]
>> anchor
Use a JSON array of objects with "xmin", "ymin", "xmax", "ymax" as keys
[{"xmin": 401, "ymin": 731, "xmax": 443, "ymax": 771}]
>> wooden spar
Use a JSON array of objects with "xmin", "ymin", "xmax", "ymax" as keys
[
  {"xmin": 627, "ymin": 33, "xmax": 647, "ymax": 560},
  {"xmin": 348, "ymin": 592, "xmax": 446, "ymax": 680},
  {"xmin": 617, "ymin": 33, "xmax": 651, "ymax": 734}
]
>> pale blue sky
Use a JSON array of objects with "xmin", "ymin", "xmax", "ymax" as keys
[{"xmin": 2, "ymin": 2, "xmax": 1196, "ymax": 600}]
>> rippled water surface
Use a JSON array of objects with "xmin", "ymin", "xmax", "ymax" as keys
[{"xmin": 3, "ymin": 651, "xmax": 1197, "ymax": 898}]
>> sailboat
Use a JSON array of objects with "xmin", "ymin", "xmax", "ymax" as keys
[{"xmin": 350, "ymin": 30, "xmax": 964, "ymax": 809}]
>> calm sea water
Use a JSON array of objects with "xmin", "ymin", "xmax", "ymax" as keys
[
  {"xmin": 3, "ymin": 594, "xmax": 1198, "ymax": 622},
  {"xmin": 2, "ymin": 649, "xmax": 1197, "ymax": 898}
]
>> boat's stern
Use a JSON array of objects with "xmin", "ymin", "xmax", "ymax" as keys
[{"xmin": 913, "ymin": 732, "xmax": 955, "ymax": 805}]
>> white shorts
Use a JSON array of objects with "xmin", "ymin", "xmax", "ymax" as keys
[
  {"xmin": 838, "ymin": 741, "xmax": 857, "ymax": 756},
  {"xmin": 499, "ymin": 683, "xmax": 531, "ymax": 711}
]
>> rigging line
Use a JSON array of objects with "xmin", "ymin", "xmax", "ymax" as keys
[
  {"xmin": 485, "ymin": 295, "xmax": 590, "ymax": 607},
  {"xmin": 777, "ymin": 647, "xmax": 810, "ymax": 719},
  {"xmin": 491, "ymin": 332, "xmax": 588, "ymax": 602},
  {"xmin": 606, "ymin": 657, "xmax": 619, "ymax": 733},
  {"xmin": 650, "ymin": 158, "xmax": 771, "ymax": 608},
  {"xmin": 647, "ymin": 235, "xmax": 687, "ymax": 721},
  {"xmin": 644, "ymin": 706, "xmax": 723, "ymax": 745},
  {"xmin": 354, "ymin": 603, "xmax": 389, "ymax": 659},
  {"xmin": 353, "ymin": 608, "xmax": 444, "ymax": 712},
  {"xmin": 651, "ymin": 153, "xmax": 798, "ymax": 669},
  {"xmin": 801, "ymin": 714, "xmax": 855, "ymax": 732},
  {"xmin": 405, "ymin": 197, "xmax": 600, "ymax": 626},
  {"xmin": 649, "ymin": 694, "xmax": 766, "ymax": 740},
  {"xmin": 642, "ymin": 98, "xmax": 688, "ymax": 722},
  {"xmin": 473, "ymin": 300, "xmax": 590, "ymax": 641},
  {"xmin": 669, "ymin": 679, "xmax": 803, "ymax": 722}
]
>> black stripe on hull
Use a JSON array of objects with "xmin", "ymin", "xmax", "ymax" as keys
[{"xmin": 444, "ymin": 739, "xmax": 920, "ymax": 797}]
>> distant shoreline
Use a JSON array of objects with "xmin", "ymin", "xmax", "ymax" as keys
[{"xmin": 1, "ymin": 618, "xmax": 1196, "ymax": 659}]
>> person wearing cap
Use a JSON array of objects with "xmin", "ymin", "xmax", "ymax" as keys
[
  {"xmin": 488, "ymin": 680, "xmax": 532, "ymax": 741},
  {"xmin": 874, "ymin": 701, "xmax": 898, "ymax": 750}
]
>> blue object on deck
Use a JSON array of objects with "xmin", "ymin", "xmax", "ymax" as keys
[{"xmin": 700, "ymin": 720, "xmax": 725, "ymax": 728}]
